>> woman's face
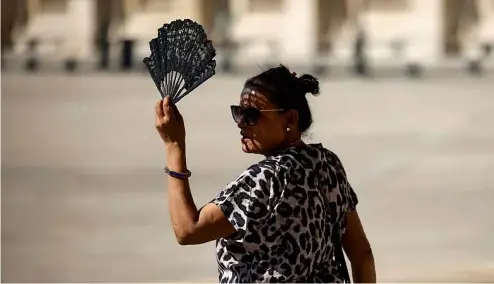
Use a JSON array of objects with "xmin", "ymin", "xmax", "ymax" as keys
[{"xmin": 231, "ymin": 88, "xmax": 294, "ymax": 154}]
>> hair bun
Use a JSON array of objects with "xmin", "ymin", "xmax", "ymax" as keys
[{"xmin": 298, "ymin": 74, "xmax": 320, "ymax": 96}]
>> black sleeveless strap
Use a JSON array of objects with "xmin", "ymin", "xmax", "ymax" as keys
[
  {"xmin": 335, "ymin": 243, "xmax": 351, "ymax": 283},
  {"xmin": 334, "ymin": 222, "xmax": 351, "ymax": 283}
]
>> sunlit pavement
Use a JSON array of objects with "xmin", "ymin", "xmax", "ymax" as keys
[{"xmin": 2, "ymin": 73, "xmax": 494, "ymax": 282}]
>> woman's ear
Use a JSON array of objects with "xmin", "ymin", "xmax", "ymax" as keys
[{"xmin": 285, "ymin": 109, "xmax": 299, "ymax": 130}]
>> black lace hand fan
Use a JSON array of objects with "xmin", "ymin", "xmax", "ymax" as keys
[{"xmin": 143, "ymin": 19, "xmax": 216, "ymax": 103}]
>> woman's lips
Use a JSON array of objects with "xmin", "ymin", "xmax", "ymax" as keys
[{"xmin": 241, "ymin": 132, "xmax": 252, "ymax": 142}]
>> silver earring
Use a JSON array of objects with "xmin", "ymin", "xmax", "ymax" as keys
[{"xmin": 286, "ymin": 127, "xmax": 291, "ymax": 132}]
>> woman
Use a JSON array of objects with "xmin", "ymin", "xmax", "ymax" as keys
[{"xmin": 154, "ymin": 65, "xmax": 376, "ymax": 283}]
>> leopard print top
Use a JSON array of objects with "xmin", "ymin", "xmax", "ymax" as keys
[{"xmin": 212, "ymin": 143, "xmax": 358, "ymax": 283}]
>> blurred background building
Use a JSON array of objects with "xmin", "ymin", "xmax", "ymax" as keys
[
  {"xmin": 2, "ymin": 0, "xmax": 494, "ymax": 74},
  {"xmin": 2, "ymin": 1, "xmax": 494, "ymax": 283}
]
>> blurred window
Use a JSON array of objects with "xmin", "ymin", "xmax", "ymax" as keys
[
  {"xmin": 249, "ymin": 0, "xmax": 282, "ymax": 13},
  {"xmin": 40, "ymin": 0, "xmax": 67, "ymax": 13}
]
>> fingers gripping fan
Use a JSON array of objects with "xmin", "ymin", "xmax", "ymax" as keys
[{"xmin": 143, "ymin": 19, "xmax": 217, "ymax": 103}]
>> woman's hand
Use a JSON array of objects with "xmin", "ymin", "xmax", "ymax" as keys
[{"xmin": 155, "ymin": 97, "xmax": 186, "ymax": 147}]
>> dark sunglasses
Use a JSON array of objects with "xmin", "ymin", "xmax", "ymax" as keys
[{"xmin": 230, "ymin": 105, "xmax": 284, "ymax": 126}]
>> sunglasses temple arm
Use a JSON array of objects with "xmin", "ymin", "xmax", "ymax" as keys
[{"xmin": 259, "ymin": 109, "xmax": 284, "ymax": 112}]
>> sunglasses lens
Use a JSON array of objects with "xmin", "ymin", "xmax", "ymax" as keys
[
  {"xmin": 244, "ymin": 108, "xmax": 259, "ymax": 126},
  {"xmin": 230, "ymin": 106, "xmax": 259, "ymax": 126},
  {"xmin": 231, "ymin": 106, "xmax": 242, "ymax": 123}
]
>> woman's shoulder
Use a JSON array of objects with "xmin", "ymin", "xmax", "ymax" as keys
[
  {"xmin": 228, "ymin": 155, "xmax": 291, "ymax": 192},
  {"xmin": 266, "ymin": 143, "xmax": 337, "ymax": 167},
  {"xmin": 241, "ymin": 158, "xmax": 284, "ymax": 182},
  {"xmin": 227, "ymin": 157, "xmax": 279, "ymax": 185},
  {"xmin": 240, "ymin": 144, "xmax": 346, "ymax": 182},
  {"xmin": 305, "ymin": 143, "xmax": 346, "ymax": 167}
]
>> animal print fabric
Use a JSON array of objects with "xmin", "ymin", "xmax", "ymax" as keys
[{"xmin": 211, "ymin": 144, "xmax": 358, "ymax": 283}]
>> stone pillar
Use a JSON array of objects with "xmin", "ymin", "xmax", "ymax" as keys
[
  {"xmin": 458, "ymin": 0, "xmax": 482, "ymax": 62},
  {"xmin": 121, "ymin": 0, "xmax": 140, "ymax": 20},
  {"xmin": 331, "ymin": 0, "xmax": 366, "ymax": 63},
  {"xmin": 405, "ymin": 0, "xmax": 444, "ymax": 66},
  {"xmin": 66, "ymin": 0, "xmax": 96, "ymax": 60},
  {"xmin": 26, "ymin": 0, "xmax": 41, "ymax": 22},
  {"xmin": 228, "ymin": 0, "xmax": 249, "ymax": 23},
  {"xmin": 280, "ymin": 0, "xmax": 317, "ymax": 66},
  {"xmin": 477, "ymin": 0, "xmax": 494, "ymax": 21},
  {"xmin": 1, "ymin": 1, "xmax": 18, "ymax": 48},
  {"xmin": 478, "ymin": 0, "xmax": 494, "ymax": 43}
]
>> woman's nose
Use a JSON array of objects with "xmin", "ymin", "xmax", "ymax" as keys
[
  {"xmin": 236, "ymin": 116, "xmax": 247, "ymax": 128},
  {"xmin": 237, "ymin": 120, "xmax": 246, "ymax": 128}
]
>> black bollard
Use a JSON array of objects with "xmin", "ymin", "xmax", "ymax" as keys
[
  {"xmin": 99, "ymin": 40, "xmax": 110, "ymax": 70},
  {"xmin": 221, "ymin": 56, "xmax": 233, "ymax": 73},
  {"xmin": 121, "ymin": 39, "xmax": 134, "ymax": 71},
  {"xmin": 97, "ymin": 21, "xmax": 110, "ymax": 70},
  {"xmin": 354, "ymin": 60, "xmax": 369, "ymax": 77},
  {"xmin": 64, "ymin": 58, "xmax": 78, "ymax": 73},
  {"xmin": 405, "ymin": 63, "xmax": 423, "ymax": 78},
  {"xmin": 353, "ymin": 29, "xmax": 369, "ymax": 77},
  {"xmin": 25, "ymin": 39, "xmax": 39, "ymax": 72},
  {"xmin": 482, "ymin": 43, "xmax": 492, "ymax": 57},
  {"xmin": 467, "ymin": 60, "xmax": 483, "ymax": 75},
  {"xmin": 313, "ymin": 62, "xmax": 328, "ymax": 77},
  {"xmin": 220, "ymin": 40, "xmax": 234, "ymax": 74}
]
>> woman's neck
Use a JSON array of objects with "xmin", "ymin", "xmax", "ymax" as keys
[{"xmin": 263, "ymin": 138, "xmax": 305, "ymax": 157}]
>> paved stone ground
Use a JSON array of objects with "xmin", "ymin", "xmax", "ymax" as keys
[{"xmin": 2, "ymin": 73, "xmax": 494, "ymax": 282}]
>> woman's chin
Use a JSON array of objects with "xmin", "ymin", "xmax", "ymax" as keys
[
  {"xmin": 241, "ymin": 138, "xmax": 259, "ymax": 154},
  {"xmin": 241, "ymin": 144, "xmax": 251, "ymax": 153}
]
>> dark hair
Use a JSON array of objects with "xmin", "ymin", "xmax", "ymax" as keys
[{"xmin": 244, "ymin": 65, "xmax": 320, "ymax": 133}]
